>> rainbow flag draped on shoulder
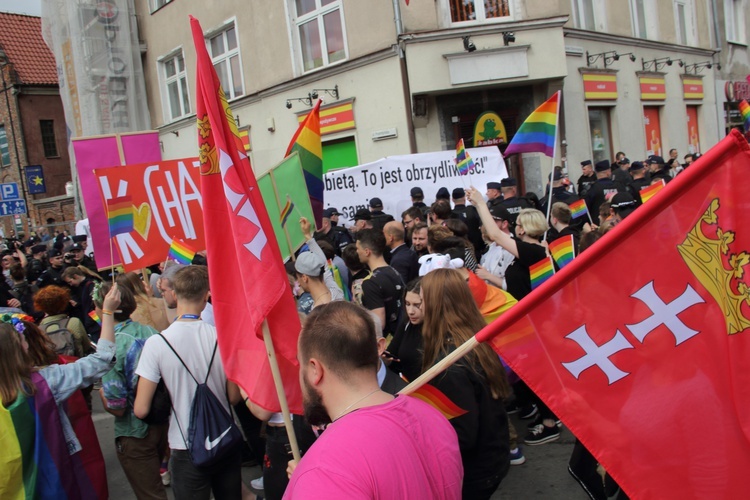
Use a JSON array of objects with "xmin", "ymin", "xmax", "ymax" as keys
[
  {"xmin": 504, "ymin": 92, "xmax": 560, "ymax": 158},
  {"xmin": 286, "ymin": 100, "xmax": 323, "ymax": 226}
]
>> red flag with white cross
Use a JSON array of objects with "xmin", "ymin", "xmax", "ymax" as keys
[
  {"xmin": 475, "ymin": 130, "xmax": 750, "ymax": 498},
  {"xmin": 190, "ymin": 16, "xmax": 302, "ymax": 414}
]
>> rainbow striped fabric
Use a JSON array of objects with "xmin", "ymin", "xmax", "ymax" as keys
[
  {"xmin": 330, "ymin": 261, "xmax": 351, "ymax": 301},
  {"xmin": 168, "ymin": 238, "xmax": 197, "ymax": 265},
  {"xmin": 504, "ymin": 92, "xmax": 560, "ymax": 158},
  {"xmin": 286, "ymin": 100, "xmax": 323, "ymax": 225},
  {"xmin": 569, "ymin": 199, "xmax": 588, "ymax": 219},
  {"xmin": 455, "ymin": 138, "xmax": 474, "ymax": 175},
  {"xmin": 739, "ymin": 99, "xmax": 750, "ymax": 131},
  {"xmin": 405, "ymin": 380, "xmax": 468, "ymax": 420},
  {"xmin": 548, "ymin": 235, "xmax": 575, "ymax": 269},
  {"xmin": 640, "ymin": 179, "xmax": 665, "ymax": 204},
  {"xmin": 529, "ymin": 257, "xmax": 555, "ymax": 289},
  {"xmin": 88, "ymin": 310, "xmax": 101, "ymax": 326},
  {"xmin": 107, "ymin": 196, "xmax": 133, "ymax": 236},
  {"xmin": 279, "ymin": 198, "xmax": 295, "ymax": 227}
]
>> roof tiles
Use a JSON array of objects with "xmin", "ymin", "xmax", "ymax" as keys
[{"xmin": 0, "ymin": 12, "xmax": 58, "ymax": 86}]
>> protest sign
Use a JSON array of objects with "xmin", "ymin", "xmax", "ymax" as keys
[{"xmin": 323, "ymin": 146, "xmax": 507, "ymax": 223}]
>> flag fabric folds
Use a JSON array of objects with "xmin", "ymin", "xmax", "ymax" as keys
[
  {"xmin": 279, "ymin": 198, "xmax": 294, "ymax": 227},
  {"xmin": 548, "ymin": 235, "xmax": 575, "ymax": 269},
  {"xmin": 190, "ymin": 16, "xmax": 302, "ymax": 414},
  {"xmin": 568, "ymin": 199, "xmax": 588, "ymax": 219},
  {"xmin": 403, "ymin": 378, "xmax": 468, "ymax": 420},
  {"xmin": 639, "ymin": 179, "xmax": 666, "ymax": 204},
  {"xmin": 529, "ymin": 257, "xmax": 554, "ymax": 289},
  {"xmin": 455, "ymin": 138, "xmax": 474, "ymax": 176},
  {"xmin": 286, "ymin": 100, "xmax": 323, "ymax": 227},
  {"xmin": 167, "ymin": 238, "xmax": 197, "ymax": 265},
  {"xmin": 472, "ymin": 129, "xmax": 750, "ymax": 499},
  {"xmin": 107, "ymin": 196, "xmax": 133, "ymax": 236},
  {"xmin": 503, "ymin": 92, "xmax": 560, "ymax": 157}
]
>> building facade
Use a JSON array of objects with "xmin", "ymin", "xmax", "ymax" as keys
[{"xmin": 136, "ymin": 0, "xmax": 730, "ymax": 198}]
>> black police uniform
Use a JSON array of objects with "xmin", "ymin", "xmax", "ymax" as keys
[
  {"xmin": 36, "ymin": 265, "xmax": 67, "ymax": 289},
  {"xmin": 612, "ymin": 168, "xmax": 631, "ymax": 186},
  {"xmin": 25, "ymin": 257, "xmax": 47, "ymax": 283},
  {"xmin": 499, "ymin": 196, "xmax": 531, "ymax": 226},
  {"xmin": 577, "ymin": 174, "xmax": 597, "ymax": 197},
  {"xmin": 628, "ymin": 177, "xmax": 651, "ymax": 203},
  {"xmin": 314, "ymin": 226, "xmax": 352, "ymax": 256},
  {"xmin": 541, "ymin": 187, "xmax": 586, "ymax": 229},
  {"xmin": 452, "ymin": 203, "xmax": 484, "ymax": 255},
  {"xmin": 370, "ymin": 210, "xmax": 395, "ymax": 231},
  {"xmin": 585, "ymin": 179, "xmax": 627, "ymax": 225}
]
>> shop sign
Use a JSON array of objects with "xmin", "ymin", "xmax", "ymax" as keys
[
  {"xmin": 473, "ymin": 111, "xmax": 508, "ymax": 146},
  {"xmin": 583, "ymin": 73, "xmax": 617, "ymax": 100},
  {"xmin": 724, "ymin": 81, "xmax": 750, "ymax": 102},
  {"xmin": 640, "ymin": 77, "xmax": 666, "ymax": 100}
]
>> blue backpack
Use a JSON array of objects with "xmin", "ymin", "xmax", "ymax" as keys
[{"xmin": 161, "ymin": 336, "xmax": 242, "ymax": 467}]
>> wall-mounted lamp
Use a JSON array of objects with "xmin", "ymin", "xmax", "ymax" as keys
[
  {"xmin": 502, "ymin": 32, "xmax": 515, "ymax": 46},
  {"xmin": 586, "ymin": 51, "xmax": 635, "ymax": 68},
  {"xmin": 462, "ymin": 36, "xmax": 476, "ymax": 53},
  {"xmin": 684, "ymin": 60, "xmax": 721, "ymax": 74},
  {"xmin": 285, "ymin": 93, "xmax": 315, "ymax": 109},
  {"xmin": 642, "ymin": 57, "xmax": 683, "ymax": 71},
  {"xmin": 171, "ymin": 130, "xmax": 179, "ymax": 137},
  {"xmin": 311, "ymin": 85, "xmax": 339, "ymax": 100}
]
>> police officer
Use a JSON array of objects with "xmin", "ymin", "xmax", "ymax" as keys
[
  {"xmin": 646, "ymin": 155, "xmax": 672, "ymax": 184},
  {"xmin": 612, "ymin": 157, "xmax": 632, "ymax": 185},
  {"xmin": 410, "ymin": 187, "xmax": 428, "ymax": 214},
  {"xmin": 585, "ymin": 160, "xmax": 627, "ymax": 225},
  {"xmin": 36, "ymin": 248, "xmax": 68, "ymax": 289},
  {"xmin": 368, "ymin": 197, "xmax": 395, "ymax": 231},
  {"xmin": 541, "ymin": 171, "xmax": 583, "ymax": 224},
  {"xmin": 26, "ymin": 244, "xmax": 48, "ymax": 283},
  {"xmin": 498, "ymin": 177, "xmax": 531, "ymax": 226},
  {"xmin": 314, "ymin": 207, "xmax": 353, "ymax": 256},
  {"xmin": 577, "ymin": 160, "xmax": 596, "ymax": 197},
  {"xmin": 627, "ymin": 161, "xmax": 650, "ymax": 204},
  {"xmin": 70, "ymin": 243, "xmax": 97, "ymax": 273},
  {"xmin": 451, "ymin": 187, "xmax": 484, "ymax": 255},
  {"xmin": 486, "ymin": 181, "xmax": 504, "ymax": 211}
]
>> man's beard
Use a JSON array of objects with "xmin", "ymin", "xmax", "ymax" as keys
[{"xmin": 302, "ymin": 378, "xmax": 332, "ymax": 427}]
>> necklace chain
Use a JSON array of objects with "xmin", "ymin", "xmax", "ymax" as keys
[{"xmin": 333, "ymin": 388, "xmax": 380, "ymax": 422}]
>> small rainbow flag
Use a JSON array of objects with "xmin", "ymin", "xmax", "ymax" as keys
[
  {"xmin": 279, "ymin": 198, "xmax": 295, "ymax": 227},
  {"xmin": 568, "ymin": 199, "xmax": 588, "ymax": 219},
  {"xmin": 639, "ymin": 179, "xmax": 666, "ymax": 204},
  {"xmin": 88, "ymin": 310, "xmax": 101, "ymax": 326},
  {"xmin": 168, "ymin": 238, "xmax": 197, "ymax": 265},
  {"xmin": 529, "ymin": 257, "xmax": 555, "ymax": 289},
  {"xmin": 548, "ymin": 235, "xmax": 575, "ymax": 269},
  {"xmin": 107, "ymin": 196, "xmax": 133, "ymax": 236},
  {"xmin": 404, "ymin": 380, "xmax": 468, "ymax": 420},
  {"xmin": 504, "ymin": 91, "xmax": 560, "ymax": 157},
  {"xmin": 455, "ymin": 138, "xmax": 474, "ymax": 176},
  {"xmin": 286, "ymin": 99, "xmax": 323, "ymax": 226},
  {"xmin": 739, "ymin": 99, "xmax": 750, "ymax": 131}
]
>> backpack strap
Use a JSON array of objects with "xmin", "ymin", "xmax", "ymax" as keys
[
  {"xmin": 157, "ymin": 333, "xmax": 199, "ymax": 385},
  {"xmin": 156, "ymin": 333, "xmax": 192, "ymax": 451}
]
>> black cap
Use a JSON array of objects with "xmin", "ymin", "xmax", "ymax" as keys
[
  {"xmin": 611, "ymin": 192, "xmax": 637, "ymax": 217},
  {"xmin": 581, "ymin": 160, "xmax": 592, "ymax": 167},
  {"xmin": 435, "ymin": 187, "xmax": 450, "ymax": 200},
  {"xmin": 549, "ymin": 171, "xmax": 563, "ymax": 181},
  {"xmin": 72, "ymin": 235, "xmax": 87, "ymax": 243},
  {"xmin": 487, "ymin": 182, "xmax": 502, "ymax": 190},
  {"xmin": 47, "ymin": 248, "xmax": 62, "ymax": 259},
  {"xmin": 618, "ymin": 157, "xmax": 630, "ymax": 164},
  {"xmin": 410, "ymin": 187, "xmax": 424, "ymax": 197},
  {"xmin": 70, "ymin": 243, "xmax": 84, "ymax": 252},
  {"xmin": 369, "ymin": 197, "xmax": 383, "ymax": 208},
  {"xmin": 354, "ymin": 209, "xmax": 372, "ymax": 221},
  {"xmin": 646, "ymin": 155, "xmax": 665, "ymax": 165},
  {"xmin": 488, "ymin": 205, "xmax": 511, "ymax": 221},
  {"xmin": 629, "ymin": 161, "xmax": 645, "ymax": 171},
  {"xmin": 594, "ymin": 160, "xmax": 611, "ymax": 172},
  {"xmin": 22, "ymin": 237, "xmax": 36, "ymax": 247},
  {"xmin": 322, "ymin": 207, "xmax": 341, "ymax": 218},
  {"xmin": 31, "ymin": 244, "xmax": 47, "ymax": 254},
  {"xmin": 500, "ymin": 178, "xmax": 517, "ymax": 188},
  {"xmin": 452, "ymin": 187, "xmax": 465, "ymax": 199}
]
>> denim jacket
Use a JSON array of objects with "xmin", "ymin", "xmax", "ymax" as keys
[{"xmin": 39, "ymin": 339, "xmax": 116, "ymax": 455}]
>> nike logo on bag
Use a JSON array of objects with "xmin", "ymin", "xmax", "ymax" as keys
[{"xmin": 204, "ymin": 427, "xmax": 232, "ymax": 450}]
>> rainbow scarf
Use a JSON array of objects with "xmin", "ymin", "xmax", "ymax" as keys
[
  {"xmin": 107, "ymin": 196, "xmax": 134, "ymax": 236},
  {"xmin": 287, "ymin": 100, "xmax": 323, "ymax": 226},
  {"xmin": 404, "ymin": 379, "xmax": 468, "ymax": 420},
  {"xmin": 504, "ymin": 92, "xmax": 559, "ymax": 157},
  {"xmin": 739, "ymin": 99, "xmax": 750, "ymax": 131},
  {"xmin": 548, "ymin": 235, "xmax": 575, "ymax": 269},
  {"xmin": 168, "ymin": 238, "xmax": 197, "ymax": 265},
  {"xmin": 640, "ymin": 179, "xmax": 665, "ymax": 204},
  {"xmin": 455, "ymin": 138, "xmax": 474, "ymax": 175},
  {"xmin": 569, "ymin": 198, "xmax": 588, "ymax": 219},
  {"xmin": 88, "ymin": 310, "xmax": 101, "ymax": 326},
  {"xmin": 529, "ymin": 257, "xmax": 555, "ymax": 289}
]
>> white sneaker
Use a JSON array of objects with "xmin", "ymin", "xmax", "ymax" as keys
[{"xmin": 251, "ymin": 476, "xmax": 264, "ymax": 490}]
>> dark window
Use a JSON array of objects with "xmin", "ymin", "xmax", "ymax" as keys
[
  {"xmin": 0, "ymin": 125, "xmax": 10, "ymax": 166},
  {"xmin": 40, "ymin": 120, "xmax": 58, "ymax": 158}
]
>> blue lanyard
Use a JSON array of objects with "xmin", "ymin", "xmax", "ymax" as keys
[{"xmin": 176, "ymin": 314, "xmax": 200, "ymax": 321}]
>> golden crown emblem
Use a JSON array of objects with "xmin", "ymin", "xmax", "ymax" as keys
[{"xmin": 677, "ymin": 198, "xmax": 750, "ymax": 335}]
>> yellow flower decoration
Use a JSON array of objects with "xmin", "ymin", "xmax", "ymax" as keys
[
  {"xmin": 717, "ymin": 228, "xmax": 735, "ymax": 255},
  {"xmin": 730, "ymin": 252, "xmax": 750, "ymax": 280},
  {"xmin": 702, "ymin": 199, "xmax": 719, "ymax": 224},
  {"xmin": 197, "ymin": 115, "xmax": 211, "ymax": 139}
]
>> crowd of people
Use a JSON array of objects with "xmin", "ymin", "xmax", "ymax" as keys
[{"xmin": 0, "ymin": 145, "xmax": 685, "ymax": 499}]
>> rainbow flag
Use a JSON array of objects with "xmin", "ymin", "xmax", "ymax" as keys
[
  {"xmin": 88, "ymin": 310, "xmax": 101, "ymax": 326},
  {"xmin": 404, "ymin": 380, "xmax": 468, "ymax": 420},
  {"xmin": 286, "ymin": 100, "xmax": 323, "ymax": 226},
  {"xmin": 548, "ymin": 235, "xmax": 575, "ymax": 269},
  {"xmin": 279, "ymin": 198, "xmax": 295, "ymax": 227},
  {"xmin": 107, "ymin": 196, "xmax": 133, "ymax": 236},
  {"xmin": 529, "ymin": 257, "xmax": 555, "ymax": 289},
  {"xmin": 330, "ymin": 261, "xmax": 351, "ymax": 301},
  {"xmin": 504, "ymin": 91, "xmax": 560, "ymax": 157},
  {"xmin": 168, "ymin": 238, "xmax": 197, "ymax": 264},
  {"xmin": 640, "ymin": 179, "xmax": 666, "ymax": 204},
  {"xmin": 455, "ymin": 138, "xmax": 474, "ymax": 176},
  {"xmin": 569, "ymin": 198, "xmax": 588, "ymax": 219},
  {"xmin": 739, "ymin": 99, "xmax": 750, "ymax": 131}
]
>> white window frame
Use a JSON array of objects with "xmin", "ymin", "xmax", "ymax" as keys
[
  {"xmin": 150, "ymin": 0, "xmax": 172, "ymax": 13},
  {"xmin": 571, "ymin": 0, "xmax": 606, "ymax": 32},
  {"xmin": 158, "ymin": 49, "xmax": 191, "ymax": 123},
  {"xmin": 725, "ymin": 0, "xmax": 747, "ymax": 44},
  {"xmin": 0, "ymin": 125, "xmax": 10, "ymax": 167},
  {"xmin": 291, "ymin": 0, "xmax": 349, "ymax": 74},
  {"xmin": 205, "ymin": 20, "xmax": 245, "ymax": 101},
  {"xmin": 629, "ymin": 0, "xmax": 659, "ymax": 39},
  {"xmin": 674, "ymin": 0, "xmax": 697, "ymax": 46},
  {"xmin": 441, "ymin": 0, "xmax": 514, "ymax": 26}
]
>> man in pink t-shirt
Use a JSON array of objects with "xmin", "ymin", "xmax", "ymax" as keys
[{"xmin": 284, "ymin": 301, "xmax": 463, "ymax": 499}]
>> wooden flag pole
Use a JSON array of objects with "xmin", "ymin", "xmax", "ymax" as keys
[
  {"xmin": 261, "ymin": 320, "xmax": 302, "ymax": 462},
  {"xmin": 398, "ymin": 336, "xmax": 480, "ymax": 396}
]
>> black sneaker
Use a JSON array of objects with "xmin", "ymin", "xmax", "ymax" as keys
[
  {"xmin": 519, "ymin": 404, "xmax": 538, "ymax": 419},
  {"xmin": 524, "ymin": 424, "xmax": 560, "ymax": 446},
  {"xmin": 526, "ymin": 413, "xmax": 542, "ymax": 430}
]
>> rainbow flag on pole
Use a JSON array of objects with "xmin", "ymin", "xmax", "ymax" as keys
[
  {"xmin": 529, "ymin": 257, "xmax": 555, "ymax": 289},
  {"xmin": 548, "ymin": 235, "xmax": 575, "ymax": 269},
  {"xmin": 279, "ymin": 197, "xmax": 295, "ymax": 227},
  {"xmin": 168, "ymin": 238, "xmax": 197, "ymax": 265},
  {"xmin": 639, "ymin": 179, "xmax": 666, "ymax": 204},
  {"xmin": 568, "ymin": 199, "xmax": 588, "ymax": 219},
  {"xmin": 455, "ymin": 138, "xmax": 474, "ymax": 175},
  {"xmin": 286, "ymin": 100, "xmax": 323, "ymax": 226},
  {"xmin": 504, "ymin": 92, "xmax": 560, "ymax": 157},
  {"xmin": 107, "ymin": 196, "xmax": 133, "ymax": 236},
  {"xmin": 738, "ymin": 99, "xmax": 750, "ymax": 131},
  {"xmin": 404, "ymin": 379, "xmax": 468, "ymax": 420}
]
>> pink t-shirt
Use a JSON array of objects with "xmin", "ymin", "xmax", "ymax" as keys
[{"xmin": 284, "ymin": 395, "xmax": 463, "ymax": 499}]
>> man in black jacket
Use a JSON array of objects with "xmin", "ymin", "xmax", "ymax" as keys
[
  {"xmin": 585, "ymin": 160, "xmax": 627, "ymax": 224},
  {"xmin": 383, "ymin": 221, "xmax": 419, "ymax": 284}
]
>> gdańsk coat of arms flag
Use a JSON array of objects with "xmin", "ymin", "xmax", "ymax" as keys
[{"xmin": 475, "ymin": 129, "xmax": 750, "ymax": 498}]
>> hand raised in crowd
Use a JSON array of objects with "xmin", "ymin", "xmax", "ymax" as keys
[
  {"xmin": 103, "ymin": 282, "xmax": 122, "ymax": 312},
  {"xmin": 465, "ymin": 187, "xmax": 484, "ymax": 206},
  {"xmin": 299, "ymin": 217, "xmax": 313, "ymax": 239}
]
